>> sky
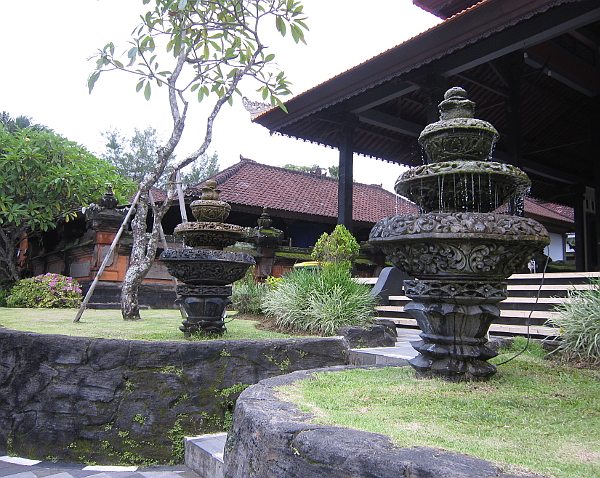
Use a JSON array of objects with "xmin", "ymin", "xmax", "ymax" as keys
[{"xmin": 0, "ymin": 1, "xmax": 440, "ymax": 192}]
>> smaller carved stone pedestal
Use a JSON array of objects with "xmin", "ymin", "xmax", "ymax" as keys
[{"xmin": 159, "ymin": 180, "xmax": 255, "ymax": 336}]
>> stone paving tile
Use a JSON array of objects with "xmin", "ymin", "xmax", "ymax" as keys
[{"xmin": 0, "ymin": 458, "xmax": 199, "ymax": 478}]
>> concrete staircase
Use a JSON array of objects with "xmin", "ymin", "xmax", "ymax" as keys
[
  {"xmin": 374, "ymin": 272, "xmax": 600, "ymax": 338},
  {"xmin": 185, "ymin": 433, "xmax": 227, "ymax": 478}
]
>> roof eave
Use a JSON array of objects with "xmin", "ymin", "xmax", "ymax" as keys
[{"xmin": 254, "ymin": 0, "xmax": 576, "ymax": 133}]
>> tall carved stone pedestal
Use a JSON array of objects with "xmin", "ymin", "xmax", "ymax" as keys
[
  {"xmin": 370, "ymin": 88, "xmax": 550, "ymax": 381},
  {"xmin": 404, "ymin": 280, "xmax": 503, "ymax": 380}
]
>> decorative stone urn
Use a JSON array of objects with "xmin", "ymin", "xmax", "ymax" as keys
[
  {"xmin": 160, "ymin": 180, "xmax": 255, "ymax": 335},
  {"xmin": 369, "ymin": 87, "xmax": 550, "ymax": 381}
]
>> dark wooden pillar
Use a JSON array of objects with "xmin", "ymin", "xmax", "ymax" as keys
[
  {"xmin": 338, "ymin": 123, "xmax": 354, "ymax": 232},
  {"xmin": 504, "ymin": 53, "xmax": 524, "ymax": 216},
  {"xmin": 574, "ymin": 186, "xmax": 586, "ymax": 271},
  {"xmin": 593, "ymin": 98, "xmax": 600, "ymax": 271}
]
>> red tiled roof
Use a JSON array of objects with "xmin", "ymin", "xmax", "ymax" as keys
[
  {"xmin": 186, "ymin": 157, "xmax": 574, "ymax": 226},
  {"xmin": 525, "ymin": 198, "xmax": 574, "ymax": 224},
  {"xmin": 186, "ymin": 157, "xmax": 417, "ymax": 224}
]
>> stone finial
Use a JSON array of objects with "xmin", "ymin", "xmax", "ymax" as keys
[
  {"xmin": 98, "ymin": 185, "xmax": 118, "ymax": 209},
  {"xmin": 190, "ymin": 180, "xmax": 231, "ymax": 223},
  {"xmin": 438, "ymin": 86, "xmax": 475, "ymax": 120},
  {"xmin": 257, "ymin": 207, "xmax": 273, "ymax": 229},
  {"xmin": 201, "ymin": 180, "xmax": 221, "ymax": 201}
]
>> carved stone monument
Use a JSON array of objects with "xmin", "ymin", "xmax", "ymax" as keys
[
  {"xmin": 160, "ymin": 180, "xmax": 255, "ymax": 335},
  {"xmin": 370, "ymin": 87, "xmax": 550, "ymax": 381}
]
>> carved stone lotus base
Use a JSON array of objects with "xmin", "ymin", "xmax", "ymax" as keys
[
  {"xmin": 174, "ymin": 221, "xmax": 245, "ymax": 249},
  {"xmin": 404, "ymin": 282, "xmax": 501, "ymax": 381},
  {"xmin": 175, "ymin": 285, "xmax": 232, "ymax": 336}
]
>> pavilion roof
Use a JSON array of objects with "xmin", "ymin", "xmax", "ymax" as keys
[
  {"xmin": 253, "ymin": 0, "xmax": 600, "ymax": 208},
  {"xmin": 185, "ymin": 157, "xmax": 417, "ymax": 224}
]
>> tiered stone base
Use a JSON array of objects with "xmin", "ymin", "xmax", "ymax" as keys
[
  {"xmin": 176, "ymin": 285, "xmax": 232, "ymax": 335},
  {"xmin": 404, "ymin": 280, "xmax": 504, "ymax": 381}
]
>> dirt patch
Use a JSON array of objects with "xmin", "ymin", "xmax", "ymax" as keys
[
  {"xmin": 233, "ymin": 313, "xmax": 283, "ymax": 332},
  {"xmin": 235, "ymin": 313, "xmax": 321, "ymax": 336}
]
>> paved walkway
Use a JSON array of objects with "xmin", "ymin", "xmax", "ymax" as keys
[
  {"xmin": 348, "ymin": 328, "xmax": 420, "ymax": 365},
  {"xmin": 0, "ymin": 456, "xmax": 200, "ymax": 478}
]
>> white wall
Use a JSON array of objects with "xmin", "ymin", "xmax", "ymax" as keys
[{"xmin": 545, "ymin": 232, "xmax": 566, "ymax": 261}]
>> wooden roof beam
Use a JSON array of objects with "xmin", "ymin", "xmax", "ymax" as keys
[
  {"xmin": 494, "ymin": 150, "xmax": 591, "ymax": 186},
  {"xmin": 524, "ymin": 49, "xmax": 600, "ymax": 96},
  {"xmin": 357, "ymin": 110, "xmax": 423, "ymax": 137},
  {"xmin": 347, "ymin": 82, "xmax": 419, "ymax": 114}
]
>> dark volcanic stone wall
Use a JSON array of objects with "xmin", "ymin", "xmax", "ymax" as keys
[{"xmin": 0, "ymin": 328, "xmax": 348, "ymax": 465}]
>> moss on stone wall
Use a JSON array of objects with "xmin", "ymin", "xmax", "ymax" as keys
[{"xmin": 0, "ymin": 330, "xmax": 349, "ymax": 465}]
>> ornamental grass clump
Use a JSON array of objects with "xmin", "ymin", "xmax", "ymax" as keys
[
  {"xmin": 231, "ymin": 267, "xmax": 269, "ymax": 315},
  {"xmin": 6, "ymin": 273, "xmax": 83, "ymax": 308},
  {"xmin": 262, "ymin": 266, "xmax": 378, "ymax": 336},
  {"xmin": 547, "ymin": 278, "xmax": 600, "ymax": 363}
]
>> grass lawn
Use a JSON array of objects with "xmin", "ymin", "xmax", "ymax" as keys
[
  {"xmin": 0, "ymin": 308, "xmax": 294, "ymax": 341},
  {"xmin": 278, "ymin": 339, "xmax": 600, "ymax": 478}
]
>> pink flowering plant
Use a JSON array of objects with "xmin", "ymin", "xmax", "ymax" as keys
[{"xmin": 6, "ymin": 273, "xmax": 83, "ymax": 308}]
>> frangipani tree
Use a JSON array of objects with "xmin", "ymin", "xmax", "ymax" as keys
[
  {"xmin": 88, "ymin": 0, "xmax": 308, "ymax": 320},
  {"xmin": 0, "ymin": 125, "xmax": 133, "ymax": 282}
]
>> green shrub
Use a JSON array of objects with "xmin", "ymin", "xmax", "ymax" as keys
[
  {"xmin": 262, "ymin": 266, "xmax": 378, "ymax": 336},
  {"xmin": 6, "ymin": 273, "xmax": 83, "ymax": 308},
  {"xmin": 231, "ymin": 267, "xmax": 269, "ymax": 315},
  {"xmin": 546, "ymin": 260, "xmax": 576, "ymax": 273},
  {"xmin": 0, "ymin": 288, "xmax": 11, "ymax": 307},
  {"xmin": 311, "ymin": 225, "xmax": 359, "ymax": 271},
  {"xmin": 265, "ymin": 275, "xmax": 282, "ymax": 290},
  {"xmin": 547, "ymin": 279, "xmax": 600, "ymax": 363}
]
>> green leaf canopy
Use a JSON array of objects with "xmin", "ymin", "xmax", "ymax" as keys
[{"xmin": 0, "ymin": 125, "xmax": 134, "ymax": 232}]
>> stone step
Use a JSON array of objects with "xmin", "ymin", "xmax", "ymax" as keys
[
  {"xmin": 508, "ymin": 272, "xmax": 600, "ymax": 285},
  {"xmin": 507, "ymin": 283, "xmax": 592, "ymax": 291},
  {"xmin": 389, "ymin": 318, "xmax": 559, "ymax": 337},
  {"xmin": 348, "ymin": 328, "xmax": 421, "ymax": 366},
  {"xmin": 184, "ymin": 433, "xmax": 226, "ymax": 478},
  {"xmin": 388, "ymin": 295, "xmax": 567, "ymax": 305},
  {"xmin": 377, "ymin": 305, "xmax": 560, "ymax": 319}
]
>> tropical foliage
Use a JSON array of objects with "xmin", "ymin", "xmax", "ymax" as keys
[
  {"xmin": 0, "ymin": 122, "xmax": 133, "ymax": 281},
  {"xmin": 100, "ymin": 127, "xmax": 220, "ymax": 188},
  {"xmin": 311, "ymin": 224, "xmax": 360, "ymax": 271},
  {"xmin": 262, "ymin": 267, "xmax": 377, "ymax": 336},
  {"xmin": 548, "ymin": 279, "xmax": 600, "ymax": 363},
  {"xmin": 231, "ymin": 267, "xmax": 269, "ymax": 315}
]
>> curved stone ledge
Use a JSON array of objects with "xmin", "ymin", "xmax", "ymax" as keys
[{"xmin": 224, "ymin": 367, "xmax": 541, "ymax": 478}]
